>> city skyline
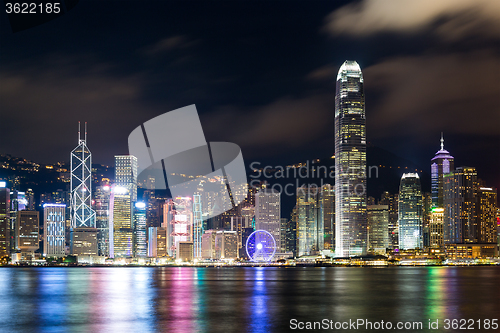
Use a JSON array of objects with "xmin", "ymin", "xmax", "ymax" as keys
[
  {"xmin": 2, "ymin": 88, "xmax": 497, "ymax": 263},
  {"xmin": 0, "ymin": 1, "xmax": 498, "ymax": 263},
  {"xmin": 1, "ymin": 2, "xmax": 499, "ymax": 332},
  {"xmin": 1, "ymin": 48, "xmax": 498, "ymax": 263}
]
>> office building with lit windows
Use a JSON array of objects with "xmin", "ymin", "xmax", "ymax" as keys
[
  {"xmin": 320, "ymin": 184, "xmax": 335, "ymax": 250},
  {"xmin": 422, "ymin": 192, "xmax": 432, "ymax": 247},
  {"xmin": 166, "ymin": 197, "xmax": 193, "ymax": 257},
  {"xmin": 443, "ymin": 167, "xmax": 478, "ymax": 244},
  {"xmin": 0, "ymin": 182, "xmax": 10, "ymax": 258},
  {"xmin": 379, "ymin": 191, "xmax": 399, "ymax": 249},
  {"xmin": 134, "ymin": 202, "xmax": 147, "ymax": 257},
  {"xmin": 398, "ymin": 173, "xmax": 423, "ymax": 250},
  {"xmin": 231, "ymin": 215, "xmax": 252, "ymax": 253},
  {"xmin": 255, "ymin": 188, "xmax": 281, "ymax": 252},
  {"xmin": 214, "ymin": 230, "xmax": 238, "ymax": 259},
  {"xmin": 177, "ymin": 241, "xmax": 194, "ymax": 262},
  {"xmin": 10, "ymin": 190, "xmax": 27, "ymax": 251},
  {"xmin": 193, "ymin": 194, "xmax": 203, "ymax": 258},
  {"xmin": 201, "ymin": 229, "xmax": 217, "ymax": 260},
  {"xmin": 71, "ymin": 228, "xmax": 98, "ymax": 256},
  {"xmin": 114, "ymin": 155, "xmax": 138, "ymax": 202},
  {"xmin": 109, "ymin": 155, "xmax": 138, "ymax": 258},
  {"xmin": 25, "ymin": 189, "xmax": 35, "ymax": 210},
  {"xmin": 297, "ymin": 186, "xmax": 320, "ymax": 256},
  {"xmin": 43, "ymin": 204, "xmax": 66, "ymax": 257},
  {"xmin": 94, "ymin": 184, "xmax": 111, "ymax": 257},
  {"xmin": 367, "ymin": 205, "xmax": 389, "ymax": 254},
  {"xmin": 334, "ymin": 60, "xmax": 367, "ymax": 257},
  {"xmin": 477, "ymin": 187, "xmax": 497, "ymax": 244},
  {"xmin": 110, "ymin": 185, "xmax": 133, "ymax": 257},
  {"xmin": 285, "ymin": 206, "xmax": 297, "ymax": 256},
  {"xmin": 429, "ymin": 208, "xmax": 444, "ymax": 248},
  {"xmin": 16, "ymin": 210, "xmax": 39, "ymax": 259},
  {"xmin": 147, "ymin": 227, "xmax": 168, "ymax": 258}
]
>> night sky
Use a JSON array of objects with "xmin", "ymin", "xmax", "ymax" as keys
[{"xmin": 1, "ymin": 0, "xmax": 499, "ymax": 188}]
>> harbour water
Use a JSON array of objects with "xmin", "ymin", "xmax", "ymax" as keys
[{"xmin": 0, "ymin": 266, "xmax": 498, "ymax": 332}]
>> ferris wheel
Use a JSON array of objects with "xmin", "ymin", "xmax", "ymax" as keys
[{"xmin": 246, "ymin": 230, "xmax": 276, "ymax": 262}]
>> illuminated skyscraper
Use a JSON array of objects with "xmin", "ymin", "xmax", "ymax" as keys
[
  {"xmin": 422, "ymin": 192, "xmax": 432, "ymax": 247},
  {"xmin": 231, "ymin": 215, "xmax": 251, "ymax": 254},
  {"xmin": 367, "ymin": 205, "xmax": 389, "ymax": 254},
  {"xmin": 431, "ymin": 134, "xmax": 454, "ymax": 208},
  {"xmin": 193, "ymin": 194, "xmax": 203, "ymax": 258},
  {"xmin": 114, "ymin": 155, "xmax": 138, "ymax": 202},
  {"xmin": 201, "ymin": 229, "xmax": 217, "ymax": 259},
  {"xmin": 429, "ymin": 207, "xmax": 444, "ymax": 248},
  {"xmin": 296, "ymin": 186, "xmax": 320, "ymax": 256},
  {"xmin": 255, "ymin": 188, "xmax": 281, "ymax": 252},
  {"xmin": 134, "ymin": 202, "xmax": 147, "ymax": 257},
  {"xmin": 335, "ymin": 60, "xmax": 367, "ymax": 257},
  {"xmin": 379, "ymin": 191, "xmax": 398, "ymax": 249},
  {"xmin": 166, "ymin": 197, "xmax": 193, "ymax": 257},
  {"xmin": 43, "ymin": 204, "xmax": 66, "ymax": 257},
  {"xmin": 110, "ymin": 155, "xmax": 138, "ymax": 258},
  {"xmin": 443, "ymin": 167, "xmax": 478, "ymax": 244},
  {"xmin": 110, "ymin": 185, "xmax": 133, "ymax": 257},
  {"xmin": 70, "ymin": 122, "xmax": 96, "ymax": 229},
  {"xmin": 25, "ymin": 189, "xmax": 35, "ymax": 210},
  {"xmin": 398, "ymin": 173, "xmax": 423, "ymax": 250},
  {"xmin": 295, "ymin": 184, "xmax": 333, "ymax": 256},
  {"xmin": 94, "ymin": 185, "xmax": 111, "ymax": 256},
  {"xmin": 477, "ymin": 186, "xmax": 497, "ymax": 244},
  {"xmin": 71, "ymin": 228, "xmax": 98, "ymax": 256},
  {"xmin": 16, "ymin": 210, "xmax": 39, "ymax": 259},
  {"xmin": 214, "ymin": 230, "xmax": 237, "ymax": 259},
  {"xmin": 286, "ymin": 206, "xmax": 298, "ymax": 256},
  {"xmin": 0, "ymin": 182, "xmax": 10, "ymax": 258},
  {"xmin": 177, "ymin": 242, "xmax": 194, "ymax": 262},
  {"xmin": 10, "ymin": 190, "xmax": 27, "ymax": 251},
  {"xmin": 319, "ymin": 184, "xmax": 335, "ymax": 250},
  {"xmin": 147, "ymin": 226, "xmax": 167, "ymax": 258}
]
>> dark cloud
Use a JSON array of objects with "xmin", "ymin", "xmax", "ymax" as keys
[
  {"xmin": 201, "ymin": 94, "xmax": 335, "ymax": 158},
  {"xmin": 0, "ymin": 57, "xmax": 166, "ymax": 165},
  {"xmin": 142, "ymin": 35, "xmax": 198, "ymax": 56},
  {"xmin": 323, "ymin": 0, "xmax": 500, "ymax": 39},
  {"xmin": 363, "ymin": 50, "xmax": 500, "ymax": 141},
  {"xmin": 306, "ymin": 65, "xmax": 336, "ymax": 81}
]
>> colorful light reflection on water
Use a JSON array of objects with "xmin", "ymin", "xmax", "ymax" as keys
[{"xmin": 0, "ymin": 267, "xmax": 498, "ymax": 332}]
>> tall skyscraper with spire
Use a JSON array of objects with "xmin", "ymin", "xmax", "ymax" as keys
[
  {"xmin": 70, "ymin": 123, "xmax": 97, "ymax": 255},
  {"xmin": 70, "ymin": 122, "xmax": 95, "ymax": 229},
  {"xmin": 334, "ymin": 60, "xmax": 367, "ymax": 257},
  {"xmin": 431, "ymin": 133, "xmax": 454, "ymax": 209}
]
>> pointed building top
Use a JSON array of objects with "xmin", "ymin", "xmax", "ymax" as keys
[
  {"xmin": 337, "ymin": 60, "xmax": 363, "ymax": 82},
  {"xmin": 431, "ymin": 132, "xmax": 454, "ymax": 161},
  {"xmin": 77, "ymin": 122, "xmax": 89, "ymax": 144}
]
